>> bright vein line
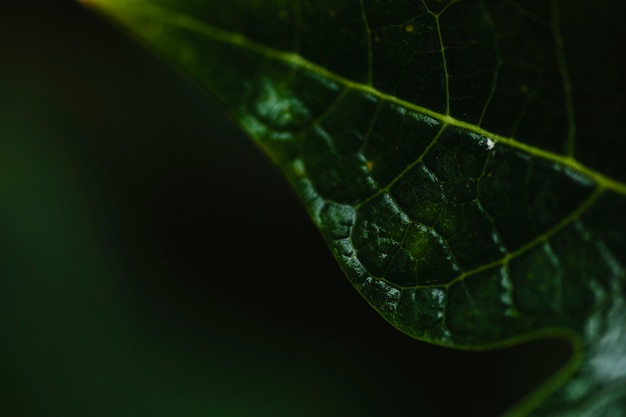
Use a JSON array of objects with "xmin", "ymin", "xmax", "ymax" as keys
[{"xmin": 91, "ymin": 1, "xmax": 626, "ymax": 195}]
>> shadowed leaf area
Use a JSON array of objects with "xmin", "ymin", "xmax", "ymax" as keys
[{"xmin": 83, "ymin": 0, "xmax": 626, "ymax": 415}]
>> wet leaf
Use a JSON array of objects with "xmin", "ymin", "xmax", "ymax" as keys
[{"xmin": 82, "ymin": 0, "xmax": 626, "ymax": 415}]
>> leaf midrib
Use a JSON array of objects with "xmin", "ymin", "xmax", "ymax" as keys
[{"xmin": 89, "ymin": 0, "xmax": 626, "ymax": 196}]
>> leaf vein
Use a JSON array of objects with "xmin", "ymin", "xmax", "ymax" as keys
[{"xmin": 97, "ymin": 1, "xmax": 626, "ymax": 195}]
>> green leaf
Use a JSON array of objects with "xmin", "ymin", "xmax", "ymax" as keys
[{"xmin": 82, "ymin": 0, "xmax": 626, "ymax": 415}]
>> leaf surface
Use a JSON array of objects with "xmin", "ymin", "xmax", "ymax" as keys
[{"xmin": 82, "ymin": 0, "xmax": 626, "ymax": 415}]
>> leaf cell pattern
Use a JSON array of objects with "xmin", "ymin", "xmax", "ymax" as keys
[{"xmin": 86, "ymin": 0, "xmax": 626, "ymax": 415}]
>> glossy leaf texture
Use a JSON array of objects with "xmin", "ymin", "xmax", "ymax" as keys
[{"xmin": 83, "ymin": 0, "xmax": 626, "ymax": 415}]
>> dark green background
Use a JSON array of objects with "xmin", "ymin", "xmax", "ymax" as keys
[{"xmin": 1, "ymin": 2, "xmax": 569, "ymax": 416}]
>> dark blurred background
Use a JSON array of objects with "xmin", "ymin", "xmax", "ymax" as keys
[{"xmin": 0, "ymin": 2, "xmax": 570, "ymax": 416}]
